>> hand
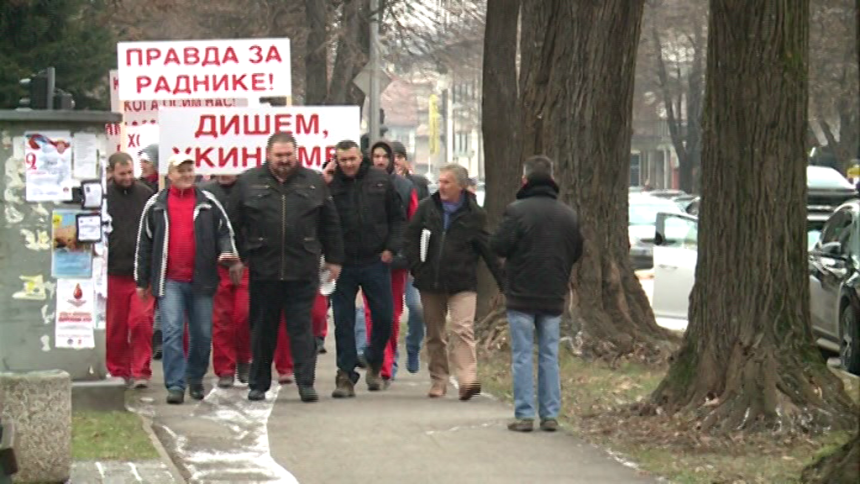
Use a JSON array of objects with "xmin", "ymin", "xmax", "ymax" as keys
[
  {"xmin": 229, "ymin": 262, "xmax": 245, "ymax": 286},
  {"xmin": 381, "ymin": 250, "xmax": 393, "ymax": 264},
  {"xmin": 136, "ymin": 287, "xmax": 149, "ymax": 301},
  {"xmin": 324, "ymin": 263, "xmax": 342, "ymax": 282},
  {"xmin": 218, "ymin": 253, "xmax": 239, "ymax": 267}
]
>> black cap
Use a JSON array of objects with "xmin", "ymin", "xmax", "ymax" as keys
[{"xmin": 391, "ymin": 141, "xmax": 408, "ymax": 158}]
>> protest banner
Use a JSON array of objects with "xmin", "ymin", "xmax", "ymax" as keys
[
  {"xmin": 158, "ymin": 106, "xmax": 360, "ymax": 175},
  {"xmin": 117, "ymin": 38, "xmax": 291, "ymax": 101},
  {"xmin": 106, "ymin": 70, "xmax": 247, "ymax": 155}
]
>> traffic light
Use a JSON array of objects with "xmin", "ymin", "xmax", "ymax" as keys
[{"xmin": 18, "ymin": 68, "xmax": 55, "ymax": 110}]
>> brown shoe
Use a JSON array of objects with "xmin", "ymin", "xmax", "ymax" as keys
[
  {"xmin": 332, "ymin": 370, "xmax": 356, "ymax": 399},
  {"xmin": 540, "ymin": 419, "xmax": 559, "ymax": 432},
  {"xmin": 428, "ymin": 382, "xmax": 447, "ymax": 398},
  {"xmin": 366, "ymin": 365, "xmax": 383, "ymax": 391},
  {"xmin": 508, "ymin": 419, "xmax": 534, "ymax": 432},
  {"xmin": 459, "ymin": 382, "xmax": 481, "ymax": 401}
]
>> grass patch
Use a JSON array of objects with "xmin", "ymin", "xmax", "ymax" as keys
[
  {"xmin": 479, "ymin": 348, "xmax": 857, "ymax": 484},
  {"xmin": 72, "ymin": 411, "xmax": 159, "ymax": 461}
]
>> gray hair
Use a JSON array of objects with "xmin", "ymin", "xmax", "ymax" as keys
[
  {"xmin": 523, "ymin": 155, "xmax": 554, "ymax": 180},
  {"xmin": 439, "ymin": 163, "xmax": 470, "ymax": 188}
]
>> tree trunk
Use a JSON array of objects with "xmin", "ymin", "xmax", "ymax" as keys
[
  {"xmin": 304, "ymin": 0, "xmax": 328, "ymax": 105},
  {"xmin": 651, "ymin": 0, "xmax": 857, "ymax": 433},
  {"xmin": 518, "ymin": 0, "xmax": 676, "ymax": 360},
  {"xmin": 475, "ymin": 0, "xmax": 522, "ymax": 322},
  {"xmin": 801, "ymin": 432, "xmax": 860, "ymax": 484},
  {"xmin": 327, "ymin": 0, "xmax": 368, "ymax": 105}
]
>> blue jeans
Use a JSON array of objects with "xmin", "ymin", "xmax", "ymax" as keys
[
  {"xmin": 158, "ymin": 280, "xmax": 214, "ymax": 392},
  {"xmin": 332, "ymin": 261, "xmax": 393, "ymax": 383},
  {"xmin": 355, "ymin": 306, "xmax": 367, "ymax": 356},
  {"xmin": 404, "ymin": 276, "xmax": 424, "ymax": 357},
  {"xmin": 507, "ymin": 310, "xmax": 561, "ymax": 420}
]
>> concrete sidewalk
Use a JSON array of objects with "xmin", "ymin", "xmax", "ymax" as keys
[{"xmin": 267, "ymin": 344, "xmax": 655, "ymax": 484}]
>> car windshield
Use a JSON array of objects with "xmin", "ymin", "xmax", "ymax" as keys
[
  {"xmin": 629, "ymin": 199, "xmax": 682, "ymax": 226},
  {"xmin": 807, "ymin": 166, "xmax": 854, "ymax": 190}
]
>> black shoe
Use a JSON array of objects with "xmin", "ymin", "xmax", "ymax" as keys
[
  {"xmin": 248, "ymin": 389, "xmax": 266, "ymax": 401},
  {"xmin": 152, "ymin": 330, "xmax": 163, "ymax": 361},
  {"xmin": 217, "ymin": 375, "xmax": 234, "ymax": 389},
  {"xmin": 316, "ymin": 337, "xmax": 327, "ymax": 354},
  {"xmin": 236, "ymin": 362, "xmax": 251, "ymax": 384},
  {"xmin": 166, "ymin": 390, "xmax": 184, "ymax": 405},
  {"xmin": 189, "ymin": 383, "xmax": 205, "ymax": 400},
  {"xmin": 299, "ymin": 386, "xmax": 319, "ymax": 403}
]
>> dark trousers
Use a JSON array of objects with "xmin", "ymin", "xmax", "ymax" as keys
[
  {"xmin": 248, "ymin": 279, "xmax": 318, "ymax": 392},
  {"xmin": 331, "ymin": 261, "xmax": 393, "ymax": 383}
]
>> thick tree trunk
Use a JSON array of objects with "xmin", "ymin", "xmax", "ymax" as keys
[
  {"xmin": 801, "ymin": 432, "xmax": 860, "ymax": 484},
  {"xmin": 518, "ymin": 0, "xmax": 675, "ymax": 360},
  {"xmin": 475, "ymin": 0, "xmax": 522, "ymax": 322},
  {"xmin": 327, "ymin": 0, "xmax": 369, "ymax": 106},
  {"xmin": 651, "ymin": 0, "xmax": 857, "ymax": 433},
  {"xmin": 304, "ymin": 0, "xmax": 328, "ymax": 105}
]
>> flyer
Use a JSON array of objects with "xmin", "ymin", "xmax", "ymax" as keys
[
  {"xmin": 73, "ymin": 132, "xmax": 99, "ymax": 179},
  {"xmin": 52, "ymin": 210, "xmax": 93, "ymax": 278},
  {"xmin": 24, "ymin": 131, "xmax": 76, "ymax": 202},
  {"xmin": 55, "ymin": 279, "xmax": 95, "ymax": 349}
]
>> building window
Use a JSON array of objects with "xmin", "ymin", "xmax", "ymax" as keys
[{"xmin": 455, "ymin": 132, "xmax": 471, "ymax": 155}]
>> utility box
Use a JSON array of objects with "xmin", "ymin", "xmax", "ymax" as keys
[{"xmin": 0, "ymin": 110, "xmax": 118, "ymax": 379}]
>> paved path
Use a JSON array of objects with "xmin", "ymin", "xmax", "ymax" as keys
[{"xmin": 71, "ymin": 461, "xmax": 178, "ymax": 483}]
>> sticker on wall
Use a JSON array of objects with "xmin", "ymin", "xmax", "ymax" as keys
[
  {"xmin": 52, "ymin": 209, "xmax": 93, "ymax": 278},
  {"xmin": 55, "ymin": 279, "xmax": 95, "ymax": 349},
  {"xmin": 20, "ymin": 229, "xmax": 51, "ymax": 251},
  {"xmin": 12, "ymin": 274, "xmax": 48, "ymax": 300},
  {"xmin": 24, "ymin": 131, "xmax": 76, "ymax": 202}
]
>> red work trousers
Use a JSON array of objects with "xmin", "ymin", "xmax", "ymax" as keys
[
  {"xmin": 363, "ymin": 269, "xmax": 407, "ymax": 380},
  {"xmin": 106, "ymin": 275, "xmax": 155, "ymax": 379},
  {"xmin": 212, "ymin": 266, "xmax": 251, "ymax": 377},
  {"xmin": 274, "ymin": 293, "xmax": 329, "ymax": 375}
]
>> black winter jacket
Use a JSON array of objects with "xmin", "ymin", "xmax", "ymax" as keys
[
  {"xmin": 329, "ymin": 159, "xmax": 405, "ymax": 266},
  {"xmin": 227, "ymin": 164, "xmax": 344, "ymax": 282},
  {"xmin": 490, "ymin": 179, "xmax": 583, "ymax": 316},
  {"xmin": 407, "ymin": 173, "xmax": 431, "ymax": 200},
  {"xmin": 404, "ymin": 191, "xmax": 504, "ymax": 294},
  {"xmin": 200, "ymin": 179, "xmax": 236, "ymax": 208},
  {"xmin": 107, "ymin": 181, "xmax": 153, "ymax": 277},
  {"xmin": 135, "ymin": 187, "xmax": 237, "ymax": 297}
]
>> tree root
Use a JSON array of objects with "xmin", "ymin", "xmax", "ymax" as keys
[{"xmin": 801, "ymin": 431, "xmax": 860, "ymax": 484}]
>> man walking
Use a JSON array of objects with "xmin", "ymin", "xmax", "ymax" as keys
[
  {"xmin": 228, "ymin": 132, "xmax": 344, "ymax": 402},
  {"xmin": 404, "ymin": 164, "xmax": 504, "ymax": 400},
  {"xmin": 391, "ymin": 141, "xmax": 430, "ymax": 373},
  {"xmin": 329, "ymin": 139, "xmax": 404, "ymax": 397},
  {"xmin": 490, "ymin": 155, "xmax": 583, "ymax": 432},
  {"xmin": 135, "ymin": 154, "xmax": 239, "ymax": 404},
  {"xmin": 106, "ymin": 152, "xmax": 155, "ymax": 388},
  {"xmin": 201, "ymin": 175, "xmax": 251, "ymax": 388}
]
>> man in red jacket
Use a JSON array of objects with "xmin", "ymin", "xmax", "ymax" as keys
[{"xmin": 106, "ymin": 152, "xmax": 154, "ymax": 388}]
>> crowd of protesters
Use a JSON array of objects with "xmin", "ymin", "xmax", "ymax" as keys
[{"xmin": 105, "ymin": 133, "xmax": 582, "ymax": 431}]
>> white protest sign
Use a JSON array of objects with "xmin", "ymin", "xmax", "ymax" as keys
[
  {"xmin": 158, "ymin": 107, "xmax": 361, "ymax": 175},
  {"xmin": 106, "ymin": 70, "xmax": 246, "ymax": 154},
  {"xmin": 117, "ymin": 38, "xmax": 291, "ymax": 100}
]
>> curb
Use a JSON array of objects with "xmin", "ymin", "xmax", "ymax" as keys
[{"xmin": 136, "ymin": 413, "xmax": 186, "ymax": 483}]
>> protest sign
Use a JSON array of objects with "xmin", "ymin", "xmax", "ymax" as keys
[
  {"xmin": 158, "ymin": 106, "xmax": 361, "ymax": 175},
  {"xmin": 106, "ymin": 70, "xmax": 246, "ymax": 155},
  {"xmin": 117, "ymin": 38, "xmax": 291, "ymax": 100}
]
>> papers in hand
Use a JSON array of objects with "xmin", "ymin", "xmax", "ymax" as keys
[
  {"xmin": 420, "ymin": 229, "xmax": 431, "ymax": 263},
  {"xmin": 319, "ymin": 256, "xmax": 336, "ymax": 296}
]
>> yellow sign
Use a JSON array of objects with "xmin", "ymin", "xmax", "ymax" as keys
[
  {"xmin": 848, "ymin": 165, "xmax": 860, "ymax": 178},
  {"xmin": 428, "ymin": 94, "xmax": 440, "ymax": 156}
]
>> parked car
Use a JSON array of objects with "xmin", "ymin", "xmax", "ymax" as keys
[
  {"xmin": 628, "ymin": 194, "xmax": 685, "ymax": 270},
  {"xmin": 685, "ymin": 166, "xmax": 856, "ymax": 221},
  {"xmin": 650, "ymin": 204, "xmax": 860, "ymax": 375},
  {"xmin": 646, "ymin": 189, "xmax": 687, "ymax": 200},
  {"xmin": 671, "ymin": 194, "xmax": 697, "ymax": 212}
]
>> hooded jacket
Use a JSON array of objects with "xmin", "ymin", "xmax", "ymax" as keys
[
  {"xmin": 490, "ymin": 178, "xmax": 583, "ymax": 316},
  {"xmin": 107, "ymin": 180, "xmax": 154, "ymax": 277},
  {"xmin": 370, "ymin": 140, "xmax": 418, "ymax": 270}
]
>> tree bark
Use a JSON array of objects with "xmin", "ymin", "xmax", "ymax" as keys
[
  {"xmin": 651, "ymin": 0, "xmax": 857, "ymax": 433},
  {"xmin": 475, "ymin": 0, "xmax": 522, "ymax": 322},
  {"xmin": 518, "ymin": 0, "xmax": 676, "ymax": 360},
  {"xmin": 801, "ymin": 432, "xmax": 860, "ymax": 484},
  {"xmin": 327, "ymin": 0, "xmax": 369, "ymax": 106},
  {"xmin": 304, "ymin": 0, "xmax": 328, "ymax": 105}
]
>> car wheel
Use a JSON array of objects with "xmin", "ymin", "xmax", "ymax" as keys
[{"xmin": 839, "ymin": 306, "xmax": 860, "ymax": 374}]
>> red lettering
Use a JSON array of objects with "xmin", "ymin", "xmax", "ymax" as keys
[
  {"xmin": 136, "ymin": 76, "xmax": 152, "ymax": 94},
  {"xmin": 125, "ymin": 49, "xmax": 143, "ymax": 66},
  {"xmin": 213, "ymin": 75, "xmax": 229, "ymax": 92},
  {"xmin": 242, "ymin": 147, "xmax": 264, "ymax": 168},
  {"xmin": 243, "ymin": 114, "xmax": 271, "ymax": 135},
  {"xmin": 296, "ymin": 114, "xmax": 320, "ymax": 135},
  {"xmin": 184, "ymin": 47, "xmax": 200, "ymax": 65},
  {"xmin": 298, "ymin": 146, "xmax": 321, "ymax": 167},
  {"xmin": 164, "ymin": 48, "xmax": 181, "ymax": 65},
  {"xmin": 196, "ymin": 147, "xmax": 215, "ymax": 168},
  {"xmin": 145, "ymin": 48, "xmax": 161, "ymax": 65},
  {"xmin": 265, "ymin": 45, "xmax": 283, "ymax": 63},
  {"xmin": 249, "ymin": 45, "xmax": 263, "ymax": 64},
  {"xmin": 222, "ymin": 47, "xmax": 239, "ymax": 64},
  {"xmin": 274, "ymin": 114, "xmax": 293, "ymax": 133},
  {"xmin": 218, "ymin": 148, "xmax": 239, "ymax": 168},
  {"xmin": 128, "ymin": 133, "xmax": 140, "ymax": 148},
  {"xmin": 251, "ymin": 73, "xmax": 267, "ymax": 91},
  {"xmin": 232, "ymin": 74, "xmax": 248, "ymax": 91},
  {"xmin": 220, "ymin": 115, "xmax": 240, "ymax": 135},
  {"xmin": 154, "ymin": 76, "xmax": 171, "ymax": 94}
]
